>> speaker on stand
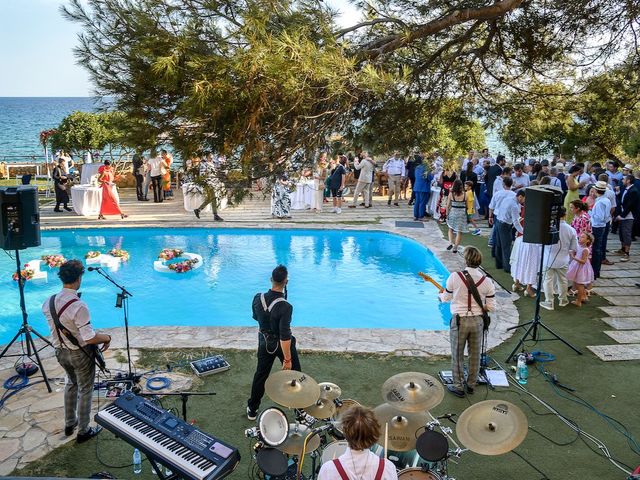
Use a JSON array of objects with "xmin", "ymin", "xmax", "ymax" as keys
[
  {"xmin": 505, "ymin": 185, "xmax": 582, "ymax": 362},
  {"xmin": 0, "ymin": 186, "xmax": 53, "ymax": 392}
]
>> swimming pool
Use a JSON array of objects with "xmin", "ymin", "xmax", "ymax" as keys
[{"xmin": 0, "ymin": 228, "xmax": 451, "ymax": 345}]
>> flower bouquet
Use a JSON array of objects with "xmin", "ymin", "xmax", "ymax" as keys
[
  {"xmin": 158, "ymin": 248, "xmax": 184, "ymax": 261},
  {"xmin": 168, "ymin": 258, "xmax": 199, "ymax": 273},
  {"xmin": 108, "ymin": 248, "xmax": 130, "ymax": 261},
  {"xmin": 12, "ymin": 268, "xmax": 35, "ymax": 282},
  {"xmin": 85, "ymin": 251, "xmax": 101, "ymax": 259},
  {"xmin": 41, "ymin": 254, "xmax": 66, "ymax": 268}
]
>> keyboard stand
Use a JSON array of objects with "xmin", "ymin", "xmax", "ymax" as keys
[{"xmin": 147, "ymin": 455, "xmax": 181, "ymax": 480}]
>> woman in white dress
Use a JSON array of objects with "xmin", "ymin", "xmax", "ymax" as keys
[
  {"xmin": 311, "ymin": 156, "xmax": 327, "ymax": 212},
  {"xmin": 511, "ymin": 191, "xmax": 541, "ymax": 297}
]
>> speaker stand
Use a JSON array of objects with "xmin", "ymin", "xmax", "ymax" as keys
[
  {"xmin": 505, "ymin": 244, "xmax": 582, "ymax": 363},
  {"xmin": 0, "ymin": 248, "xmax": 53, "ymax": 393}
]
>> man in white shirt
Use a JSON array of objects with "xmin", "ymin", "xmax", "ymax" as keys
[
  {"xmin": 349, "ymin": 152, "xmax": 375, "ymax": 208},
  {"xmin": 439, "ymin": 246, "xmax": 496, "ymax": 397},
  {"xmin": 481, "ymin": 148, "xmax": 495, "ymax": 166},
  {"xmin": 147, "ymin": 154, "xmax": 164, "ymax": 203},
  {"xmin": 589, "ymin": 181, "xmax": 612, "ymax": 278},
  {"xmin": 511, "ymin": 164, "xmax": 530, "ymax": 190},
  {"xmin": 42, "ymin": 260, "xmax": 111, "ymax": 443},
  {"xmin": 318, "ymin": 406, "xmax": 397, "ymax": 480},
  {"xmin": 489, "ymin": 177, "xmax": 521, "ymax": 273},
  {"xmin": 383, "ymin": 152, "xmax": 406, "ymax": 206},
  {"xmin": 461, "ymin": 150, "xmax": 474, "ymax": 171},
  {"xmin": 576, "ymin": 164, "xmax": 594, "ymax": 196},
  {"xmin": 541, "ymin": 208, "xmax": 577, "ymax": 310},
  {"xmin": 596, "ymin": 173, "xmax": 617, "ymax": 266},
  {"xmin": 492, "ymin": 167, "xmax": 512, "ymax": 196}
]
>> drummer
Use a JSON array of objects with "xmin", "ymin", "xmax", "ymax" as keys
[{"xmin": 318, "ymin": 406, "xmax": 398, "ymax": 480}]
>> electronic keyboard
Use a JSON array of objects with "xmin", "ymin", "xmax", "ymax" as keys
[{"xmin": 96, "ymin": 392, "xmax": 240, "ymax": 480}]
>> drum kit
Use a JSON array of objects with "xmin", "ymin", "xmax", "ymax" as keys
[{"xmin": 246, "ymin": 370, "xmax": 529, "ymax": 480}]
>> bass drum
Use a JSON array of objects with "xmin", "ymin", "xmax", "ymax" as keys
[
  {"xmin": 397, "ymin": 468, "xmax": 443, "ymax": 480},
  {"xmin": 321, "ymin": 440, "xmax": 349, "ymax": 464},
  {"xmin": 330, "ymin": 399, "xmax": 361, "ymax": 439}
]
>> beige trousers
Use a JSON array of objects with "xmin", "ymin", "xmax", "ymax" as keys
[
  {"xmin": 387, "ymin": 174, "xmax": 401, "ymax": 201},
  {"xmin": 352, "ymin": 181, "xmax": 372, "ymax": 206}
]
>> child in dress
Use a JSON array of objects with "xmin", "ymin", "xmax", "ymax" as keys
[
  {"xmin": 567, "ymin": 232, "xmax": 595, "ymax": 307},
  {"xmin": 464, "ymin": 181, "xmax": 481, "ymax": 235}
]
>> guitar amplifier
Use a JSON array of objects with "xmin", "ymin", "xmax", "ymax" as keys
[{"xmin": 190, "ymin": 355, "xmax": 231, "ymax": 377}]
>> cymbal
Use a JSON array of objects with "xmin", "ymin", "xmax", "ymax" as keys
[
  {"xmin": 265, "ymin": 370, "xmax": 320, "ymax": 408},
  {"xmin": 303, "ymin": 398, "xmax": 337, "ymax": 419},
  {"xmin": 381, "ymin": 372, "xmax": 444, "ymax": 412},
  {"xmin": 318, "ymin": 382, "xmax": 342, "ymax": 401},
  {"xmin": 456, "ymin": 400, "xmax": 528, "ymax": 455},
  {"xmin": 374, "ymin": 403, "xmax": 429, "ymax": 452},
  {"xmin": 278, "ymin": 423, "xmax": 321, "ymax": 456}
]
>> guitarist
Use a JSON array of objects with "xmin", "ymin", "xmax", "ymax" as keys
[
  {"xmin": 42, "ymin": 259, "xmax": 111, "ymax": 443},
  {"xmin": 438, "ymin": 247, "xmax": 495, "ymax": 398}
]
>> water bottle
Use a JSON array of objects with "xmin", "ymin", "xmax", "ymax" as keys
[
  {"xmin": 517, "ymin": 353, "xmax": 528, "ymax": 385},
  {"xmin": 133, "ymin": 448, "xmax": 142, "ymax": 474}
]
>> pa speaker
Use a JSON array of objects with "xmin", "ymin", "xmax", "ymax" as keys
[
  {"xmin": 0, "ymin": 186, "xmax": 41, "ymax": 250},
  {"xmin": 523, "ymin": 185, "xmax": 562, "ymax": 245}
]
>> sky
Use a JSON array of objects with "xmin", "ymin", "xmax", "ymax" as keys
[{"xmin": 0, "ymin": 0, "xmax": 361, "ymax": 97}]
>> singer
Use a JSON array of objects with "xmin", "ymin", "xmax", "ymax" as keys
[
  {"xmin": 246, "ymin": 265, "xmax": 301, "ymax": 421},
  {"xmin": 317, "ymin": 405, "xmax": 397, "ymax": 480},
  {"xmin": 42, "ymin": 260, "xmax": 111, "ymax": 443}
]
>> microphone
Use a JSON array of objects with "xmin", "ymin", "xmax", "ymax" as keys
[{"xmin": 87, "ymin": 266, "xmax": 101, "ymax": 271}]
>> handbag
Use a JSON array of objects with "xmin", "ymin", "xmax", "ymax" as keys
[{"xmin": 460, "ymin": 271, "xmax": 491, "ymax": 331}]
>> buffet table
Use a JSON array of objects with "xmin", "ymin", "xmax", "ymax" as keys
[
  {"xmin": 182, "ymin": 183, "xmax": 227, "ymax": 213},
  {"xmin": 291, "ymin": 180, "xmax": 314, "ymax": 210},
  {"xmin": 70, "ymin": 185, "xmax": 120, "ymax": 217}
]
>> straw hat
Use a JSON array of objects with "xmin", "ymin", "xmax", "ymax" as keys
[
  {"xmin": 623, "ymin": 163, "xmax": 633, "ymax": 171},
  {"xmin": 594, "ymin": 180, "xmax": 608, "ymax": 192},
  {"xmin": 555, "ymin": 162, "xmax": 564, "ymax": 171}
]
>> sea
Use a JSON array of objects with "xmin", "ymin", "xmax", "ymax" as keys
[{"xmin": 0, "ymin": 97, "xmax": 508, "ymax": 159}]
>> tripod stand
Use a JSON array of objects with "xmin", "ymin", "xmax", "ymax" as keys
[
  {"xmin": 0, "ymin": 248, "xmax": 53, "ymax": 392},
  {"xmin": 90, "ymin": 266, "xmax": 135, "ymax": 382},
  {"xmin": 505, "ymin": 244, "xmax": 582, "ymax": 363}
]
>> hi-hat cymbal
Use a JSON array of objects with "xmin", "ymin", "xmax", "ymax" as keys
[
  {"xmin": 265, "ymin": 370, "xmax": 320, "ymax": 408},
  {"xmin": 381, "ymin": 372, "xmax": 444, "ymax": 412},
  {"xmin": 374, "ymin": 403, "xmax": 429, "ymax": 452},
  {"xmin": 456, "ymin": 400, "xmax": 528, "ymax": 455},
  {"xmin": 318, "ymin": 382, "xmax": 342, "ymax": 401},
  {"xmin": 303, "ymin": 398, "xmax": 337, "ymax": 419},
  {"xmin": 278, "ymin": 423, "xmax": 321, "ymax": 456}
]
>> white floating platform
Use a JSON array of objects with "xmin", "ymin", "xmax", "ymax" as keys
[{"xmin": 153, "ymin": 253, "xmax": 203, "ymax": 273}]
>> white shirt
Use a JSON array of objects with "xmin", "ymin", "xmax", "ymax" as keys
[
  {"xmin": 492, "ymin": 176, "xmax": 504, "ymax": 195},
  {"xmin": 511, "ymin": 173, "xmax": 530, "ymax": 190},
  {"xmin": 544, "ymin": 221, "xmax": 577, "ymax": 269},
  {"xmin": 439, "ymin": 267, "xmax": 496, "ymax": 316},
  {"xmin": 473, "ymin": 163, "xmax": 485, "ymax": 181},
  {"xmin": 148, "ymin": 156, "xmax": 163, "ymax": 176},
  {"xmin": 603, "ymin": 186, "xmax": 617, "ymax": 209},
  {"xmin": 383, "ymin": 158, "xmax": 405, "ymax": 176},
  {"xmin": 489, "ymin": 189, "xmax": 522, "ymax": 231},
  {"xmin": 577, "ymin": 172, "xmax": 594, "ymax": 195},
  {"xmin": 590, "ymin": 195, "xmax": 612, "ymax": 228},
  {"xmin": 42, "ymin": 288, "xmax": 95, "ymax": 349},
  {"xmin": 318, "ymin": 448, "xmax": 397, "ymax": 480}
]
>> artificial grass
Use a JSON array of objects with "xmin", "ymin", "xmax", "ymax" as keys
[{"xmin": 13, "ymin": 226, "xmax": 640, "ymax": 479}]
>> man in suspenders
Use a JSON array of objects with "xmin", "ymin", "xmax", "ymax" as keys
[
  {"xmin": 439, "ymin": 247, "xmax": 496, "ymax": 398},
  {"xmin": 318, "ymin": 405, "xmax": 397, "ymax": 480},
  {"xmin": 247, "ymin": 265, "xmax": 301, "ymax": 420}
]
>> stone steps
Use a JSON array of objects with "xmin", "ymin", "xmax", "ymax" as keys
[{"xmin": 601, "ymin": 317, "xmax": 640, "ymax": 330}]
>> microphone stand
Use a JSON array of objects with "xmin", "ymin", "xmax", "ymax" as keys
[
  {"xmin": 91, "ymin": 267, "xmax": 135, "ymax": 382},
  {"xmin": 138, "ymin": 391, "xmax": 217, "ymax": 421}
]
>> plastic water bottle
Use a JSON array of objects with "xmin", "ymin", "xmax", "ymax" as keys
[
  {"xmin": 517, "ymin": 354, "xmax": 528, "ymax": 385},
  {"xmin": 133, "ymin": 448, "xmax": 142, "ymax": 474}
]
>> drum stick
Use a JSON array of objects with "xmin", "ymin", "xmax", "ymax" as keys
[{"xmin": 384, "ymin": 423, "xmax": 388, "ymax": 459}]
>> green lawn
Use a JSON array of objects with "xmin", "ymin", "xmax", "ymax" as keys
[{"xmin": 13, "ymin": 226, "xmax": 640, "ymax": 479}]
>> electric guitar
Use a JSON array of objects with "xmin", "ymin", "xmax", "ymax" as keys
[{"xmin": 418, "ymin": 272, "xmax": 444, "ymax": 292}]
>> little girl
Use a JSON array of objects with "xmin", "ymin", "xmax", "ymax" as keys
[
  {"xmin": 464, "ymin": 181, "xmax": 481, "ymax": 235},
  {"xmin": 567, "ymin": 232, "xmax": 595, "ymax": 307}
]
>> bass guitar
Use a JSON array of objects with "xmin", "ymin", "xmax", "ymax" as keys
[{"xmin": 418, "ymin": 272, "xmax": 444, "ymax": 292}]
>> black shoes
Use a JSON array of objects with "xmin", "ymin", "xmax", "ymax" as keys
[
  {"xmin": 387, "ymin": 200, "xmax": 391, "ymax": 206},
  {"xmin": 194, "ymin": 208, "xmax": 201, "ymax": 219},
  {"xmin": 54, "ymin": 208, "xmax": 62, "ymax": 212},
  {"xmin": 63, "ymin": 206, "xmax": 72, "ymax": 212},
  {"xmin": 447, "ymin": 385, "xmax": 465, "ymax": 398},
  {"xmin": 394, "ymin": 202, "xmax": 399, "ymax": 206},
  {"xmin": 64, "ymin": 422, "xmax": 78, "ymax": 437},
  {"xmin": 77, "ymin": 425, "xmax": 102, "ymax": 443},
  {"xmin": 466, "ymin": 385, "xmax": 474, "ymax": 395},
  {"xmin": 247, "ymin": 407, "xmax": 257, "ymax": 421},
  {"xmin": 214, "ymin": 214, "xmax": 224, "ymax": 222}
]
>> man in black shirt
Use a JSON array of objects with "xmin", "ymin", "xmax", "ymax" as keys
[{"xmin": 247, "ymin": 265, "xmax": 301, "ymax": 420}]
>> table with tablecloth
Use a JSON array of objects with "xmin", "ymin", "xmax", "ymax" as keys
[
  {"xmin": 70, "ymin": 185, "xmax": 120, "ymax": 217},
  {"xmin": 290, "ymin": 180, "xmax": 314, "ymax": 210},
  {"xmin": 181, "ymin": 183, "xmax": 227, "ymax": 213}
]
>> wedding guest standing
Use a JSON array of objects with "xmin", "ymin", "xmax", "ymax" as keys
[
  {"xmin": 446, "ymin": 180, "xmax": 467, "ymax": 254},
  {"xmin": 52, "ymin": 158, "xmax": 71, "ymax": 212},
  {"xmin": 615, "ymin": 174, "xmax": 639, "ymax": 262},
  {"xmin": 589, "ymin": 181, "xmax": 612, "ymax": 279},
  {"xmin": 412, "ymin": 159, "xmax": 430, "ymax": 220},
  {"xmin": 569, "ymin": 200, "xmax": 592, "ymax": 237},
  {"xmin": 132, "ymin": 152, "xmax": 145, "ymax": 201},
  {"xmin": 383, "ymin": 152, "xmax": 405, "ymax": 206},
  {"xmin": 148, "ymin": 153, "xmax": 164, "ymax": 203},
  {"xmin": 489, "ymin": 177, "xmax": 521, "ymax": 273},
  {"xmin": 349, "ymin": 152, "xmax": 374, "ymax": 209},
  {"xmin": 311, "ymin": 156, "xmax": 327, "ymax": 212},
  {"xmin": 161, "ymin": 150, "xmax": 173, "ymax": 200},
  {"xmin": 541, "ymin": 207, "xmax": 577, "ymax": 310},
  {"xmin": 272, "ymin": 175, "xmax": 292, "ymax": 219},
  {"xmin": 97, "ymin": 161, "xmax": 127, "ymax": 220}
]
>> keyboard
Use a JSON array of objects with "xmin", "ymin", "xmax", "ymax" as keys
[{"xmin": 96, "ymin": 392, "xmax": 240, "ymax": 480}]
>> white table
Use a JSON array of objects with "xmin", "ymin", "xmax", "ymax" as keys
[
  {"xmin": 70, "ymin": 185, "xmax": 120, "ymax": 217},
  {"xmin": 80, "ymin": 163, "xmax": 102, "ymax": 185},
  {"xmin": 182, "ymin": 183, "xmax": 227, "ymax": 213},
  {"xmin": 291, "ymin": 180, "xmax": 314, "ymax": 210}
]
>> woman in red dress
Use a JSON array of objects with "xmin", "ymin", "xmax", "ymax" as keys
[{"xmin": 97, "ymin": 161, "xmax": 127, "ymax": 219}]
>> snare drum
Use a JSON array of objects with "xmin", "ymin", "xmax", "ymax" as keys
[
  {"xmin": 415, "ymin": 430, "xmax": 449, "ymax": 462},
  {"xmin": 397, "ymin": 468, "xmax": 443, "ymax": 480},
  {"xmin": 258, "ymin": 407, "xmax": 289, "ymax": 447},
  {"xmin": 320, "ymin": 440, "xmax": 349, "ymax": 464},
  {"xmin": 331, "ymin": 399, "xmax": 361, "ymax": 439}
]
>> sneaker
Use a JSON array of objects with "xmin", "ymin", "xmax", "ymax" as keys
[
  {"xmin": 77, "ymin": 426, "xmax": 102, "ymax": 443},
  {"xmin": 601, "ymin": 259, "xmax": 615, "ymax": 265},
  {"xmin": 336, "ymin": 208, "xmax": 342, "ymax": 214},
  {"xmin": 359, "ymin": 203, "xmax": 365, "ymax": 206},
  {"xmin": 213, "ymin": 214, "xmax": 224, "ymax": 221},
  {"xmin": 558, "ymin": 299, "xmax": 569, "ymax": 307},
  {"xmin": 394, "ymin": 202, "xmax": 399, "ymax": 206},
  {"xmin": 620, "ymin": 255, "xmax": 630, "ymax": 262},
  {"xmin": 364, "ymin": 205, "xmax": 372, "ymax": 208},
  {"xmin": 540, "ymin": 301, "xmax": 554, "ymax": 311},
  {"xmin": 63, "ymin": 206, "xmax": 72, "ymax": 212},
  {"xmin": 466, "ymin": 385, "xmax": 474, "ymax": 395},
  {"xmin": 612, "ymin": 249, "xmax": 626, "ymax": 255},
  {"xmin": 331, "ymin": 207, "xmax": 337, "ymax": 213},
  {"xmin": 247, "ymin": 407, "xmax": 257, "ymax": 421},
  {"xmin": 65, "ymin": 422, "xmax": 78, "ymax": 437},
  {"xmin": 447, "ymin": 385, "xmax": 465, "ymax": 398},
  {"xmin": 472, "ymin": 229, "xmax": 481, "ymax": 236}
]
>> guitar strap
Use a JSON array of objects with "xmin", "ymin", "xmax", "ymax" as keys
[{"xmin": 49, "ymin": 295, "xmax": 103, "ymax": 370}]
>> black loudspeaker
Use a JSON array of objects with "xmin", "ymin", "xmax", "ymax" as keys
[
  {"xmin": 0, "ymin": 186, "xmax": 41, "ymax": 250},
  {"xmin": 523, "ymin": 185, "xmax": 562, "ymax": 245}
]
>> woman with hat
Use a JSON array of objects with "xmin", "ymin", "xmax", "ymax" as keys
[{"xmin": 589, "ymin": 180, "xmax": 613, "ymax": 279}]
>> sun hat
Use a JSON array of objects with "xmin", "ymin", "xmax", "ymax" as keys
[
  {"xmin": 623, "ymin": 163, "xmax": 633, "ymax": 170},
  {"xmin": 594, "ymin": 180, "xmax": 608, "ymax": 192},
  {"xmin": 556, "ymin": 162, "xmax": 564, "ymax": 170}
]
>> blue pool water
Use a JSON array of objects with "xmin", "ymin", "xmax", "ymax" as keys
[{"xmin": 0, "ymin": 228, "xmax": 451, "ymax": 344}]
